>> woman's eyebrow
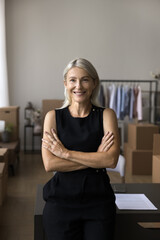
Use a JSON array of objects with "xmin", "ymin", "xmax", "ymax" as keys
[
  {"xmin": 82, "ymin": 76, "xmax": 90, "ymax": 78},
  {"xmin": 68, "ymin": 75, "xmax": 90, "ymax": 79},
  {"xmin": 68, "ymin": 76, "xmax": 76, "ymax": 79}
]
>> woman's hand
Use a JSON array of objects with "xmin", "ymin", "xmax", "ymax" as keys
[
  {"xmin": 42, "ymin": 129, "xmax": 69, "ymax": 159},
  {"xmin": 97, "ymin": 131, "xmax": 114, "ymax": 152}
]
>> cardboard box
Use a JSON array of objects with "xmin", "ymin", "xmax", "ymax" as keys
[
  {"xmin": 42, "ymin": 99, "xmax": 64, "ymax": 119},
  {"xmin": 124, "ymin": 144, "xmax": 152, "ymax": 175},
  {"xmin": 152, "ymin": 155, "xmax": 160, "ymax": 183},
  {"xmin": 0, "ymin": 148, "xmax": 8, "ymax": 172},
  {"xmin": 0, "ymin": 142, "xmax": 19, "ymax": 171},
  {"xmin": 0, "ymin": 106, "xmax": 19, "ymax": 141},
  {"xmin": 153, "ymin": 134, "xmax": 160, "ymax": 155},
  {"xmin": 128, "ymin": 123, "xmax": 159, "ymax": 150},
  {"xmin": 123, "ymin": 142, "xmax": 128, "ymax": 157},
  {"xmin": 0, "ymin": 162, "xmax": 8, "ymax": 205}
]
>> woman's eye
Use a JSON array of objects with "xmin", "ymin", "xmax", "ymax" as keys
[
  {"xmin": 83, "ymin": 78, "xmax": 89, "ymax": 82},
  {"xmin": 70, "ymin": 79, "xmax": 75, "ymax": 82}
]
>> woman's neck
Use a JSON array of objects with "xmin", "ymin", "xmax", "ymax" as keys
[{"xmin": 68, "ymin": 102, "xmax": 92, "ymax": 118}]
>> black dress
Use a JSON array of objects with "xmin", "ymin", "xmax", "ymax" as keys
[{"xmin": 43, "ymin": 105, "xmax": 116, "ymax": 240}]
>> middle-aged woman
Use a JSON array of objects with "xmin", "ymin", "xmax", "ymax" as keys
[{"xmin": 42, "ymin": 58, "xmax": 120, "ymax": 240}]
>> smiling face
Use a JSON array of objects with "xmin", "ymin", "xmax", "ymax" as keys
[{"xmin": 64, "ymin": 67, "xmax": 96, "ymax": 105}]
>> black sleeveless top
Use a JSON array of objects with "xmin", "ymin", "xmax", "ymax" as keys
[
  {"xmin": 44, "ymin": 105, "xmax": 116, "ymax": 210},
  {"xmin": 55, "ymin": 105, "xmax": 104, "ymax": 153}
]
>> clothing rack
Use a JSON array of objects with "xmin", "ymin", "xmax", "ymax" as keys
[{"xmin": 100, "ymin": 79, "xmax": 158, "ymax": 123}]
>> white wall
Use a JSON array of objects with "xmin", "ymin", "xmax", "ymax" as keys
[{"xmin": 5, "ymin": 0, "xmax": 160, "ymax": 149}]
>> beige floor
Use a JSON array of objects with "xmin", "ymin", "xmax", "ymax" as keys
[
  {"xmin": 0, "ymin": 152, "xmax": 152, "ymax": 240},
  {"xmin": 0, "ymin": 152, "xmax": 52, "ymax": 240}
]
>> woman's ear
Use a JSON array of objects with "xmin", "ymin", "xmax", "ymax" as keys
[
  {"xmin": 64, "ymin": 80, "xmax": 67, "ymax": 87},
  {"xmin": 63, "ymin": 80, "xmax": 67, "ymax": 87}
]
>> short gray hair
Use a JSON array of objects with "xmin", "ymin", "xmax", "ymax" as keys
[{"xmin": 62, "ymin": 58, "xmax": 100, "ymax": 108}]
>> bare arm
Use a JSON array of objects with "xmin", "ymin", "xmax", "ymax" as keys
[{"xmin": 42, "ymin": 108, "xmax": 120, "ymax": 171}]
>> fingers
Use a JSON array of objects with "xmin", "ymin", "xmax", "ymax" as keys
[
  {"xmin": 42, "ymin": 131, "xmax": 67, "ymax": 159},
  {"xmin": 42, "ymin": 138, "xmax": 52, "ymax": 150},
  {"xmin": 101, "ymin": 132, "xmax": 114, "ymax": 146},
  {"xmin": 51, "ymin": 128, "xmax": 59, "ymax": 142},
  {"xmin": 98, "ymin": 131, "xmax": 114, "ymax": 152},
  {"xmin": 42, "ymin": 143, "xmax": 50, "ymax": 150},
  {"xmin": 42, "ymin": 138, "xmax": 49, "ymax": 145},
  {"xmin": 102, "ymin": 131, "xmax": 114, "ymax": 142},
  {"xmin": 44, "ymin": 131, "xmax": 55, "ymax": 142},
  {"xmin": 42, "ymin": 128, "xmax": 61, "ymax": 153},
  {"xmin": 102, "ymin": 139, "xmax": 114, "ymax": 152}
]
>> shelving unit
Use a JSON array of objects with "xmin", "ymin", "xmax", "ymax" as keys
[{"xmin": 24, "ymin": 125, "xmax": 41, "ymax": 153}]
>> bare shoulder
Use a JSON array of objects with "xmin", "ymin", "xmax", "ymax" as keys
[
  {"xmin": 103, "ymin": 108, "xmax": 117, "ymax": 119},
  {"xmin": 45, "ymin": 109, "xmax": 56, "ymax": 120},
  {"xmin": 43, "ymin": 110, "xmax": 56, "ymax": 135},
  {"xmin": 103, "ymin": 108, "xmax": 118, "ymax": 133}
]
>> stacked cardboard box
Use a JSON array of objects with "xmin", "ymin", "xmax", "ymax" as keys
[
  {"xmin": 0, "ymin": 106, "xmax": 19, "ymax": 141},
  {"xmin": 124, "ymin": 123, "xmax": 159, "ymax": 175},
  {"xmin": 152, "ymin": 134, "xmax": 160, "ymax": 183},
  {"xmin": 0, "ymin": 163, "xmax": 8, "ymax": 205},
  {"xmin": 0, "ymin": 148, "xmax": 8, "ymax": 171},
  {"xmin": 0, "ymin": 149, "xmax": 8, "ymax": 205}
]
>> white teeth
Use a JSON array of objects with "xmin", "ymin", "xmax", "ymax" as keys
[{"xmin": 74, "ymin": 92, "xmax": 85, "ymax": 95}]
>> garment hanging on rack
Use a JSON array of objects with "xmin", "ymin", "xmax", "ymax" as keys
[
  {"xmin": 137, "ymin": 86, "xmax": 143, "ymax": 120},
  {"xmin": 116, "ymin": 85, "xmax": 121, "ymax": 119},
  {"xmin": 108, "ymin": 84, "xmax": 117, "ymax": 112},
  {"xmin": 124, "ymin": 85, "xmax": 130, "ymax": 117},
  {"xmin": 98, "ymin": 84, "xmax": 105, "ymax": 107},
  {"xmin": 120, "ymin": 85, "xmax": 125, "ymax": 119},
  {"xmin": 98, "ymin": 83, "xmax": 143, "ymax": 121},
  {"xmin": 133, "ymin": 86, "xmax": 138, "ymax": 118},
  {"xmin": 104, "ymin": 85, "xmax": 110, "ymax": 108},
  {"xmin": 129, "ymin": 87, "xmax": 134, "ymax": 120}
]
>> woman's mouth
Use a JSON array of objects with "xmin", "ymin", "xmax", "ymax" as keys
[{"xmin": 73, "ymin": 91, "xmax": 86, "ymax": 96}]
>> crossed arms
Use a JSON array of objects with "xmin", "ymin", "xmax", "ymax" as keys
[{"xmin": 42, "ymin": 108, "xmax": 120, "ymax": 172}]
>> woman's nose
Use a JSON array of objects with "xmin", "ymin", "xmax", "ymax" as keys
[{"xmin": 75, "ymin": 80, "xmax": 82, "ymax": 88}]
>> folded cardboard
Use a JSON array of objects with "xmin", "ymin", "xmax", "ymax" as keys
[
  {"xmin": 128, "ymin": 123, "xmax": 159, "ymax": 150},
  {"xmin": 0, "ymin": 106, "xmax": 19, "ymax": 141},
  {"xmin": 124, "ymin": 144, "xmax": 152, "ymax": 175},
  {"xmin": 152, "ymin": 155, "xmax": 160, "ymax": 183},
  {"xmin": 153, "ymin": 134, "xmax": 160, "ymax": 155}
]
